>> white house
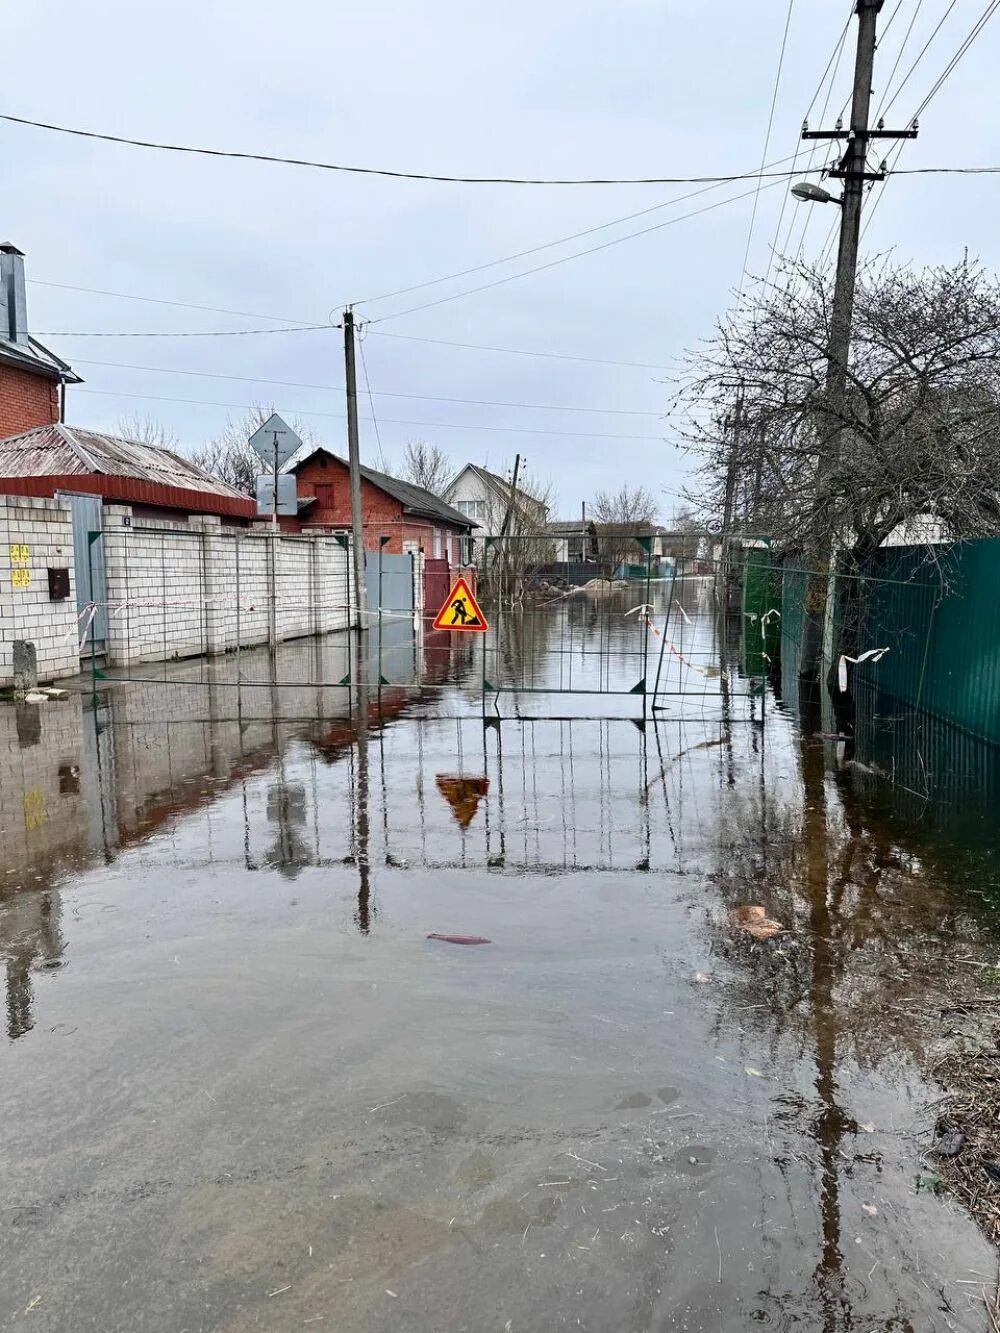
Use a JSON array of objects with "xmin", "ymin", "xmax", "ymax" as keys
[{"xmin": 444, "ymin": 463, "xmax": 549, "ymax": 560}]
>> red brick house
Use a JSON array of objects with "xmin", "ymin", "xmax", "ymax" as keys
[
  {"xmin": 0, "ymin": 242, "xmax": 81, "ymax": 437},
  {"xmin": 286, "ymin": 447, "xmax": 473, "ymax": 561}
]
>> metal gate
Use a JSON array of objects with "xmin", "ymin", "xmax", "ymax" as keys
[
  {"xmin": 64, "ymin": 493, "xmax": 108, "ymax": 654},
  {"xmin": 365, "ymin": 549, "xmax": 414, "ymax": 620},
  {"xmin": 476, "ymin": 534, "xmax": 767, "ymax": 717}
]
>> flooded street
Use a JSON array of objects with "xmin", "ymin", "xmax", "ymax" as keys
[{"xmin": 3, "ymin": 583, "xmax": 1000, "ymax": 1331}]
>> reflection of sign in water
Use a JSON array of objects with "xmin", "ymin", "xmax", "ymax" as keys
[
  {"xmin": 436, "ymin": 774, "xmax": 489, "ymax": 829},
  {"xmin": 432, "ymin": 577, "xmax": 488, "ymax": 632},
  {"xmin": 23, "ymin": 789, "xmax": 46, "ymax": 831}
]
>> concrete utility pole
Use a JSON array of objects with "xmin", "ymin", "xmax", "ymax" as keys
[
  {"xmin": 343, "ymin": 308, "xmax": 368, "ymax": 629},
  {"xmin": 802, "ymin": 0, "xmax": 917, "ymax": 431}
]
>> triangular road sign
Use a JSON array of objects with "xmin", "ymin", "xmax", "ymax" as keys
[{"xmin": 432, "ymin": 576, "xmax": 488, "ymax": 632}]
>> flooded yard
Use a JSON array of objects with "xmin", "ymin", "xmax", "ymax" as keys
[{"xmin": 3, "ymin": 583, "xmax": 1000, "ymax": 1331}]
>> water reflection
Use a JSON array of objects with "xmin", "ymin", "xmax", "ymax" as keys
[{"xmin": 3, "ymin": 600, "xmax": 1000, "ymax": 1328}]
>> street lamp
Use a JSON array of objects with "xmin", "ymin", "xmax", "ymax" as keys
[{"xmin": 790, "ymin": 181, "xmax": 841, "ymax": 205}]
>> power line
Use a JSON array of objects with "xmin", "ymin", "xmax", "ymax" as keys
[
  {"xmin": 369, "ymin": 176, "xmax": 795, "ymax": 325},
  {"xmin": 70, "ymin": 356, "xmax": 664, "ymax": 415},
  {"xmin": 23, "ymin": 149, "xmax": 819, "ymax": 337},
  {"xmin": 910, "ymin": 0, "xmax": 1000, "ymax": 119},
  {"xmin": 357, "ymin": 334, "xmax": 387, "ymax": 471},
  {"xmin": 355, "ymin": 147, "xmax": 819, "ymax": 309},
  {"xmin": 73, "ymin": 387, "xmax": 669, "ymax": 441},
  {"xmin": 864, "ymin": 1, "xmax": 1000, "ymax": 247},
  {"xmin": 27, "ymin": 279, "xmax": 314, "ymax": 326},
  {"xmin": 768, "ymin": 6, "xmax": 852, "ymax": 285},
  {"xmin": 879, "ymin": 0, "xmax": 962, "ymax": 117},
  {"xmin": 873, "ymin": 0, "xmax": 926, "ymax": 122},
  {"xmin": 0, "ymin": 111, "xmax": 831, "ymax": 187},
  {"xmin": 365, "ymin": 330, "xmax": 670, "ymax": 370},
  {"xmin": 738, "ymin": 0, "xmax": 796, "ymax": 296},
  {"xmin": 34, "ymin": 323, "xmax": 330, "ymax": 338}
]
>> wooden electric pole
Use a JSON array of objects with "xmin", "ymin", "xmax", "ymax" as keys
[{"xmin": 343, "ymin": 308, "xmax": 368, "ymax": 629}]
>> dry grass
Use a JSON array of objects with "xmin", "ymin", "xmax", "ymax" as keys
[{"xmin": 933, "ymin": 1018, "xmax": 1000, "ymax": 1246}]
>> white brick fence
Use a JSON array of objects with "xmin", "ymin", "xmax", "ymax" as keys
[{"xmin": 0, "ymin": 497, "xmax": 363, "ymax": 686}]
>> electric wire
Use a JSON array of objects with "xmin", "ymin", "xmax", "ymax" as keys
[
  {"xmin": 767, "ymin": 6, "xmax": 852, "ymax": 285},
  {"xmin": 878, "ymin": 0, "xmax": 962, "ymax": 117},
  {"xmin": 369, "ymin": 176, "xmax": 794, "ymax": 325},
  {"xmin": 69, "ymin": 357, "xmax": 665, "ymax": 415},
  {"xmin": 74, "ymin": 387, "xmax": 670, "ymax": 441},
  {"xmin": 27, "ymin": 279, "xmax": 313, "ymax": 326},
  {"xmin": 352, "ymin": 148, "xmax": 818, "ymax": 309},
  {"xmin": 738, "ymin": 0, "xmax": 796, "ymax": 297},
  {"xmin": 864, "ymin": 0, "xmax": 1000, "ymax": 246},
  {"xmin": 364, "ymin": 330, "xmax": 669, "ymax": 371},
  {"xmin": 357, "ymin": 333, "xmax": 388, "ymax": 470},
  {"xmin": 0, "ymin": 111, "xmax": 836, "ymax": 187}
]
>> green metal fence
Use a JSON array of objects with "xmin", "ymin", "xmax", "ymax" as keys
[{"xmin": 851, "ymin": 541, "xmax": 1000, "ymax": 744}]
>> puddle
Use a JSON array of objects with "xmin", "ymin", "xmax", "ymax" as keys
[{"xmin": 2, "ymin": 592, "xmax": 1000, "ymax": 1330}]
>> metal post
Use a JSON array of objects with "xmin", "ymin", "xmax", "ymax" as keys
[{"xmin": 343, "ymin": 308, "xmax": 368, "ymax": 631}]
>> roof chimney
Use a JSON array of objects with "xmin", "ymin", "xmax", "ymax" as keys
[{"xmin": 0, "ymin": 242, "xmax": 29, "ymax": 347}]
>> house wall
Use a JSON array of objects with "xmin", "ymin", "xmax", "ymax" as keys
[
  {"xmin": 0, "ymin": 364, "xmax": 60, "ymax": 438},
  {"xmin": 291, "ymin": 453, "xmax": 468, "ymax": 558},
  {"xmin": 0, "ymin": 495, "xmax": 80, "ymax": 684}
]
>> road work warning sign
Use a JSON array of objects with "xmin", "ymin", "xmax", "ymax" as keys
[{"xmin": 432, "ymin": 576, "xmax": 488, "ymax": 632}]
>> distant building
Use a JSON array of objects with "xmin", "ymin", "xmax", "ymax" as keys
[
  {"xmin": 286, "ymin": 447, "xmax": 473, "ymax": 559},
  {"xmin": 443, "ymin": 463, "xmax": 550, "ymax": 560},
  {"xmin": 0, "ymin": 242, "xmax": 81, "ymax": 438},
  {"xmin": 547, "ymin": 518, "xmax": 598, "ymax": 564}
]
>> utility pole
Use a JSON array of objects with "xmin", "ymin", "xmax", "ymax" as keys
[
  {"xmin": 801, "ymin": 0, "xmax": 916, "ymax": 679},
  {"xmin": 802, "ymin": 0, "xmax": 917, "ymax": 440},
  {"xmin": 343, "ymin": 308, "xmax": 368, "ymax": 630}
]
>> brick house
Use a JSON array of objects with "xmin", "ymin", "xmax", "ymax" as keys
[
  {"xmin": 0, "ymin": 242, "xmax": 81, "ymax": 437},
  {"xmin": 286, "ymin": 447, "xmax": 473, "ymax": 561}
]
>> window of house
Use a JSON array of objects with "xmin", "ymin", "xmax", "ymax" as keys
[
  {"xmin": 454, "ymin": 499, "xmax": 486, "ymax": 521},
  {"xmin": 567, "ymin": 535, "xmax": 584, "ymax": 561}
]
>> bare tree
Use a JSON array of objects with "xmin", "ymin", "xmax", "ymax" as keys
[
  {"xmin": 188, "ymin": 403, "xmax": 317, "ymax": 496},
  {"xmin": 591, "ymin": 483, "xmax": 658, "ymax": 576},
  {"xmin": 398, "ymin": 440, "xmax": 452, "ymax": 494},
  {"xmin": 116, "ymin": 414, "xmax": 179, "ymax": 449},
  {"xmin": 679, "ymin": 255, "xmax": 1000, "ymax": 570}
]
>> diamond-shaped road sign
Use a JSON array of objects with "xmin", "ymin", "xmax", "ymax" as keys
[{"xmin": 248, "ymin": 412, "xmax": 303, "ymax": 469}]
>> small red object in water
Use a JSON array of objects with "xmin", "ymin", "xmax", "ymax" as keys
[{"xmin": 427, "ymin": 933, "xmax": 492, "ymax": 946}]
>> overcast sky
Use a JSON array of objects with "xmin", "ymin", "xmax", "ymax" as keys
[{"xmin": 5, "ymin": 1, "xmax": 998, "ymax": 521}]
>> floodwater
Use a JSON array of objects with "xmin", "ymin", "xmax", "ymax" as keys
[{"xmin": 3, "ymin": 581, "xmax": 1000, "ymax": 1331}]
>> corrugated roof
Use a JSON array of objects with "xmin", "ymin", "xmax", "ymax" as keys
[
  {"xmin": 0, "ymin": 423, "xmax": 250, "ymax": 501},
  {"xmin": 289, "ymin": 447, "xmax": 473, "ymax": 528}
]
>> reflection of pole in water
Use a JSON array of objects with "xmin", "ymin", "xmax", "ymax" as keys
[
  {"xmin": 801, "ymin": 736, "xmax": 845, "ymax": 1328},
  {"xmin": 354, "ymin": 673, "xmax": 372, "ymax": 934}
]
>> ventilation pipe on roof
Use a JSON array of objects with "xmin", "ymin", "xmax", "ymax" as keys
[{"xmin": 0, "ymin": 242, "xmax": 29, "ymax": 347}]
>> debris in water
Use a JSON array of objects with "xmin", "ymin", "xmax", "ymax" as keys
[
  {"xmin": 693, "ymin": 971, "xmax": 711, "ymax": 984},
  {"xmin": 862, "ymin": 1203, "xmax": 878, "ymax": 1216},
  {"xmin": 427, "ymin": 934, "xmax": 492, "ymax": 946},
  {"xmin": 858, "ymin": 1121, "xmax": 876, "ymax": 1134},
  {"xmin": 745, "ymin": 1067, "xmax": 765, "ymax": 1079},
  {"xmin": 728, "ymin": 905, "xmax": 784, "ymax": 940},
  {"xmin": 931, "ymin": 1129, "xmax": 966, "ymax": 1159}
]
